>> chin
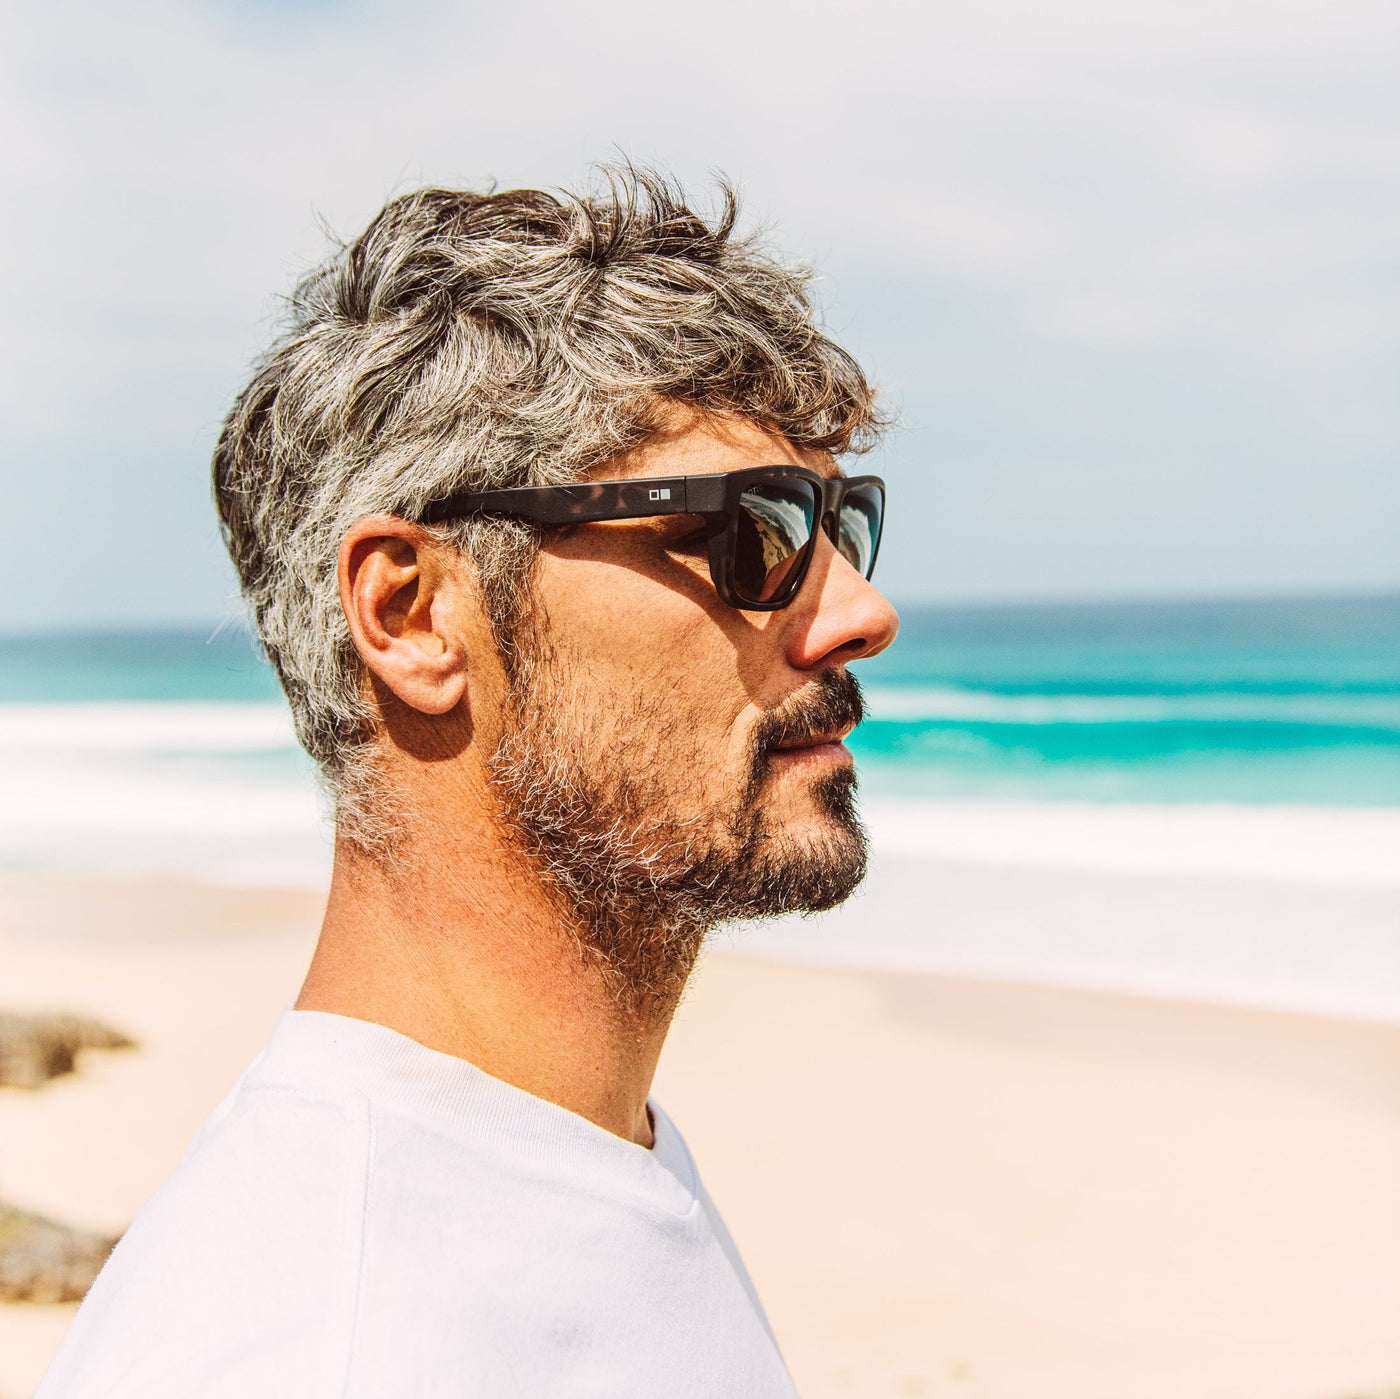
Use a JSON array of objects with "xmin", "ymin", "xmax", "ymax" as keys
[
  {"xmin": 765, "ymin": 761, "xmax": 863, "ymax": 832},
  {"xmin": 771, "ymin": 804, "xmax": 860, "ymax": 851},
  {"xmin": 745, "ymin": 768, "xmax": 869, "ymax": 915}
]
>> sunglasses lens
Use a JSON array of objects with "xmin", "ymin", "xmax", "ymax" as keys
[
  {"xmin": 837, "ymin": 483, "xmax": 883, "ymax": 578},
  {"xmin": 734, "ymin": 478, "xmax": 819, "ymax": 604}
]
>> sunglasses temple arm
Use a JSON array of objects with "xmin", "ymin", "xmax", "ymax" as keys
[{"xmin": 422, "ymin": 476, "xmax": 701, "ymax": 527}]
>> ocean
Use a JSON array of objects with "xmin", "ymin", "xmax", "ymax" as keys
[
  {"xmin": 2, "ymin": 595, "xmax": 1397, "ymax": 1020},
  {"xmin": 855, "ymin": 594, "xmax": 1400, "ymax": 806}
]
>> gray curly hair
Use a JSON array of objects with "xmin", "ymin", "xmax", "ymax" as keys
[{"xmin": 213, "ymin": 167, "xmax": 885, "ymax": 841}]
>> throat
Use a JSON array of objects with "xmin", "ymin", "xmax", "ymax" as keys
[{"xmin": 297, "ymin": 834, "xmax": 680, "ymax": 1147}]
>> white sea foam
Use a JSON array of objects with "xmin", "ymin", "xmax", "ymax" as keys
[
  {"xmin": 0, "ymin": 701, "xmax": 296, "ymax": 753},
  {"xmin": 0, "ymin": 702, "xmax": 325, "ymax": 887},
  {"xmin": 3, "ymin": 701, "xmax": 1398, "ymax": 1022},
  {"xmin": 862, "ymin": 798, "xmax": 1400, "ymax": 890},
  {"xmin": 862, "ymin": 686, "xmax": 1400, "ymax": 728},
  {"xmin": 9, "ymin": 703, "xmax": 1396, "ymax": 889}
]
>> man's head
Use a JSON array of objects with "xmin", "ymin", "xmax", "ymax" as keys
[{"xmin": 215, "ymin": 169, "xmax": 898, "ymax": 1008}]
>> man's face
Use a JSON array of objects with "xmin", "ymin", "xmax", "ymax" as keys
[{"xmin": 477, "ymin": 411, "xmax": 900, "ymax": 1006}]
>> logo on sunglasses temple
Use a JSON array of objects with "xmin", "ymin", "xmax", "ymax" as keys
[{"xmin": 648, "ymin": 488, "xmax": 671, "ymax": 501}]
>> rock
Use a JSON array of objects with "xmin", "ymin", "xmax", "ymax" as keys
[
  {"xmin": 0, "ymin": 1202, "xmax": 117, "ymax": 1303},
  {"xmin": 0, "ymin": 1013, "xmax": 135, "ymax": 1089}
]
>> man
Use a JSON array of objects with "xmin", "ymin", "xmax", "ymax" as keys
[{"xmin": 39, "ymin": 170, "xmax": 899, "ymax": 1397}]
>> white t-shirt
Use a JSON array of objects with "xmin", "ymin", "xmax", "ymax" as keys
[{"xmin": 38, "ymin": 1010, "xmax": 797, "ymax": 1398}]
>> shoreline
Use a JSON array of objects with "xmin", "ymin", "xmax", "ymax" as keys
[
  {"xmin": 2, "ymin": 872, "xmax": 1398, "ymax": 1397},
  {"xmin": 731, "ymin": 846, "xmax": 1400, "ymax": 1025},
  {"xmin": 3, "ymin": 789, "xmax": 1399, "ymax": 1026}
]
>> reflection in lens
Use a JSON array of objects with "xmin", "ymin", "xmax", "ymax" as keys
[
  {"xmin": 735, "ymin": 481, "xmax": 817, "ymax": 602},
  {"xmin": 837, "ymin": 484, "xmax": 883, "ymax": 577}
]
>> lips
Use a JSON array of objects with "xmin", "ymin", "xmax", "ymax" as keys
[
  {"xmin": 749, "ymin": 670, "xmax": 866, "ymax": 780},
  {"xmin": 773, "ymin": 725, "xmax": 855, "ymax": 752}
]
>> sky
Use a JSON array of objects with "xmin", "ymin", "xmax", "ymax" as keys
[{"xmin": 1, "ymin": 0, "xmax": 1397, "ymax": 626}]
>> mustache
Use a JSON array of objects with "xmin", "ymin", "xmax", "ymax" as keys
[{"xmin": 751, "ymin": 670, "xmax": 866, "ymax": 769}]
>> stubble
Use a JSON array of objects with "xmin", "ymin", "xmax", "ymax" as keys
[{"xmin": 488, "ymin": 643, "xmax": 870, "ymax": 1016}]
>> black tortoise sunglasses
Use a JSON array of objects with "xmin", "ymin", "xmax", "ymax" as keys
[{"xmin": 422, "ymin": 465, "xmax": 886, "ymax": 612}]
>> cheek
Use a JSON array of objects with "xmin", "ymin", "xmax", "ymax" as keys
[
  {"xmin": 532, "ymin": 550, "xmax": 776, "ymax": 778},
  {"xmin": 654, "ymin": 641, "xmax": 769, "ymax": 793},
  {"xmin": 569, "ymin": 618, "xmax": 753, "ymax": 780},
  {"xmin": 536, "ymin": 549, "xmax": 699, "ymax": 685}
]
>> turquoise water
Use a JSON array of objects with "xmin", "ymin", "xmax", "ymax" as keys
[
  {"xmin": 0, "ymin": 626, "xmax": 281, "ymax": 704},
  {"xmin": 849, "ymin": 594, "xmax": 1400, "ymax": 805},
  {"xmin": 2, "ymin": 594, "xmax": 1396, "ymax": 807}
]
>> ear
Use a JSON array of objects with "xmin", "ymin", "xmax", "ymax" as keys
[{"xmin": 338, "ymin": 515, "xmax": 470, "ymax": 716}]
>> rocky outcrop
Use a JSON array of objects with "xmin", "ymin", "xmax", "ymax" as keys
[
  {"xmin": 0, "ymin": 1202, "xmax": 117, "ymax": 1303},
  {"xmin": 0, "ymin": 1013, "xmax": 134, "ymax": 1089},
  {"xmin": 0, "ymin": 1011, "xmax": 134, "ymax": 1306}
]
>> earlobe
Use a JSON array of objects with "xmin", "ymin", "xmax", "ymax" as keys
[{"xmin": 338, "ymin": 516, "xmax": 470, "ymax": 716}]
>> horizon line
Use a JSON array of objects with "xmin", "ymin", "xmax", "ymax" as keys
[{"xmin": 1, "ymin": 586, "xmax": 1397, "ymax": 643}]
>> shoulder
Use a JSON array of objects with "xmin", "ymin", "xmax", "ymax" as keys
[{"xmin": 37, "ymin": 1076, "xmax": 372, "ymax": 1399}]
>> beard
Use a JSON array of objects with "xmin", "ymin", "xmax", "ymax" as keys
[{"xmin": 487, "ymin": 646, "xmax": 869, "ymax": 1015}]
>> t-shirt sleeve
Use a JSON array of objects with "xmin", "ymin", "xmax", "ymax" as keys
[{"xmin": 35, "ymin": 1084, "xmax": 370, "ymax": 1399}]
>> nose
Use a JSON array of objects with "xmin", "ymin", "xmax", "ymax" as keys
[{"xmin": 783, "ymin": 529, "xmax": 900, "ymax": 670}]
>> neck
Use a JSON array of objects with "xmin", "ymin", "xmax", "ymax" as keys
[{"xmin": 296, "ymin": 818, "xmax": 685, "ymax": 1148}]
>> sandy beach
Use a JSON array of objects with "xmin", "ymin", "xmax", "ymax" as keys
[{"xmin": 1, "ymin": 872, "xmax": 1398, "ymax": 1399}]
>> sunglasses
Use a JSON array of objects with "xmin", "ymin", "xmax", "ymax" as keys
[{"xmin": 421, "ymin": 466, "xmax": 886, "ymax": 611}]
